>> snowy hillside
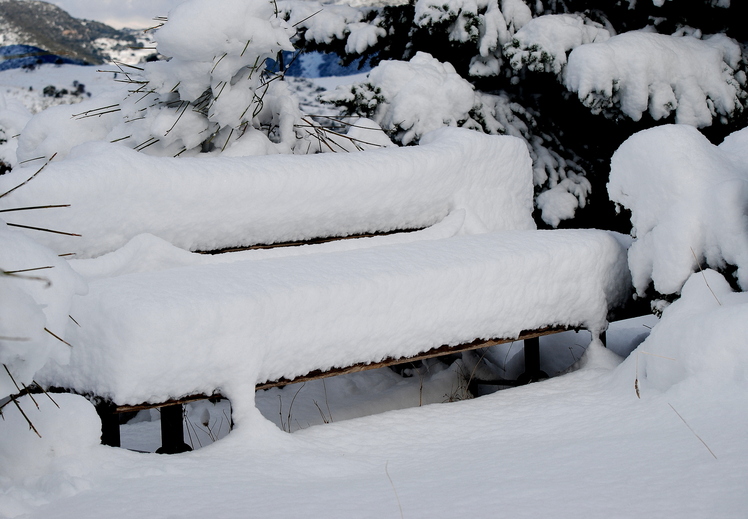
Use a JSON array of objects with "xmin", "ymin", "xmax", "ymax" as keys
[{"xmin": 0, "ymin": 0, "xmax": 155, "ymax": 65}]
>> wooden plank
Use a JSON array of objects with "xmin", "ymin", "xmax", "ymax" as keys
[
  {"xmin": 256, "ymin": 325, "xmax": 570, "ymax": 390},
  {"xmin": 195, "ymin": 227, "xmax": 422, "ymax": 254},
  {"xmin": 113, "ymin": 325, "xmax": 572, "ymax": 413}
]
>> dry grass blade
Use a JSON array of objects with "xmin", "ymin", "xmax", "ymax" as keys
[
  {"xmin": 73, "ymin": 104, "xmax": 121, "ymax": 119},
  {"xmin": 33, "ymin": 381, "xmax": 60, "ymax": 409},
  {"xmin": 0, "ymin": 153, "xmax": 56, "ymax": 199},
  {"xmin": 3, "ymin": 364, "xmax": 23, "ymax": 393},
  {"xmin": 6, "ymin": 223, "xmax": 81, "ymax": 237},
  {"xmin": 293, "ymin": 9, "xmax": 323, "ymax": 27},
  {"xmin": 1, "ymin": 268, "xmax": 52, "ymax": 286},
  {"xmin": 11, "ymin": 397, "xmax": 42, "ymax": 438},
  {"xmin": 44, "ymin": 328, "xmax": 72, "ymax": 348},
  {"xmin": 385, "ymin": 461, "xmax": 404, "ymax": 519},
  {"xmin": 689, "ymin": 247, "xmax": 722, "ymax": 306},
  {"xmin": 3, "ymin": 266, "xmax": 53, "ymax": 274},
  {"xmin": 0, "ymin": 204, "xmax": 70, "ymax": 213},
  {"xmin": 668, "ymin": 403, "xmax": 717, "ymax": 459}
]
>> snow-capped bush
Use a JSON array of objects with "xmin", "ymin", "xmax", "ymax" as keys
[
  {"xmin": 324, "ymin": 53, "xmax": 590, "ymax": 226},
  {"xmin": 15, "ymin": 0, "xmax": 371, "ymax": 162},
  {"xmin": 324, "ymin": 52, "xmax": 475, "ymax": 145},
  {"xmin": 565, "ymin": 31, "xmax": 746, "ymax": 126},
  {"xmin": 609, "ymin": 124, "xmax": 748, "ymax": 296}
]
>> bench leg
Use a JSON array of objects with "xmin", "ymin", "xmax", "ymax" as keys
[
  {"xmin": 156, "ymin": 403, "xmax": 192, "ymax": 454},
  {"xmin": 96, "ymin": 402, "xmax": 121, "ymax": 447},
  {"xmin": 517, "ymin": 337, "xmax": 549, "ymax": 384}
]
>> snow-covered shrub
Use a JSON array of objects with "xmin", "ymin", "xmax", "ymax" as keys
[
  {"xmin": 324, "ymin": 53, "xmax": 590, "ymax": 226},
  {"xmin": 608, "ymin": 124, "xmax": 748, "ymax": 296},
  {"xmin": 16, "ymin": 0, "xmax": 373, "ymax": 163},
  {"xmin": 565, "ymin": 31, "xmax": 746, "ymax": 126},
  {"xmin": 324, "ymin": 52, "xmax": 475, "ymax": 145}
]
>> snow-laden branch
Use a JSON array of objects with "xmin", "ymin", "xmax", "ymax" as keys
[
  {"xmin": 609, "ymin": 124, "xmax": 748, "ymax": 296},
  {"xmin": 565, "ymin": 31, "xmax": 746, "ymax": 126}
]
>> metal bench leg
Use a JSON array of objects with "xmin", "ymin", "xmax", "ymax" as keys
[
  {"xmin": 96, "ymin": 401, "xmax": 121, "ymax": 447},
  {"xmin": 517, "ymin": 337, "xmax": 549, "ymax": 384},
  {"xmin": 156, "ymin": 403, "xmax": 192, "ymax": 454}
]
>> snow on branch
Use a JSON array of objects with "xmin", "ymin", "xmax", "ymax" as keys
[
  {"xmin": 504, "ymin": 14, "xmax": 611, "ymax": 74},
  {"xmin": 565, "ymin": 31, "xmax": 747, "ymax": 126},
  {"xmin": 609, "ymin": 124, "xmax": 748, "ymax": 296}
]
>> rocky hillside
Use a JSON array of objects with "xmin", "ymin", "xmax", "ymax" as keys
[{"xmin": 0, "ymin": 0, "xmax": 145, "ymax": 65}]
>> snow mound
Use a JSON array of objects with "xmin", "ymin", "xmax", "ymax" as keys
[
  {"xmin": 38, "ymin": 229, "xmax": 631, "ymax": 418},
  {"xmin": 621, "ymin": 269, "xmax": 748, "ymax": 395},
  {"xmin": 565, "ymin": 31, "xmax": 745, "ymax": 126},
  {"xmin": 0, "ymin": 128, "xmax": 535, "ymax": 258},
  {"xmin": 609, "ymin": 124, "xmax": 748, "ymax": 296},
  {"xmin": 0, "ymin": 394, "xmax": 101, "ymax": 481}
]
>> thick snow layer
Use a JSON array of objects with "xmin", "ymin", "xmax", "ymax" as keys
[
  {"xmin": 608, "ymin": 124, "xmax": 748, "ymax": 295},
  {"xmin": 565, "ymin": 31, "xmax": 745, "ymax": 126},
  {"xmin": 0, "ymin": 128, "xmax": 535, "ymax": 258},
  {"xmin": 38, "ymin": 229, "xmax": 631, "ymax": 412}
]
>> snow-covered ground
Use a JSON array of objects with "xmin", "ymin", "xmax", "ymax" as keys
[{"xmin": 2, "ymin": 21, "xmax": 748, "ymax": 517}]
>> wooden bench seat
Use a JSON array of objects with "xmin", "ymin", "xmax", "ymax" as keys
[{"xmin": 38, "ymin": 228, "xmax": 632, "ymax": 452}]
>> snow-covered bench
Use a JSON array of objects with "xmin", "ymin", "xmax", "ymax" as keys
[{"xmin": 1, "ymin": 129, "xmax": 632, "ymax": 452}]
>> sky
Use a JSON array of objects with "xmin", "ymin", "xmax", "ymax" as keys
[{"xmin": 42, "ymin": 0, "xmax": 187, "ymax": 29}]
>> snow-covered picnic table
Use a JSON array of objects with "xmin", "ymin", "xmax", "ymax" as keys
[{"xmin": 1, "ymin": 128, "xmax": 633, "ymax": 452}]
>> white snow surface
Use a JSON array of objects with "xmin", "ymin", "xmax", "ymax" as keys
[
  {"xmin": 38, "ymin": 228, "xmax": 631, "ymax": 413},
  {"xmin": 0, "ymin": 128, "xmax": 535, "ymax": 258},
  {"xmin": 565, "ymin": 31, "xmax": 745, "ymax": 126},
  {"xmin": 608, "ymin": 124, "xmax": 748, "ymax": 295}
]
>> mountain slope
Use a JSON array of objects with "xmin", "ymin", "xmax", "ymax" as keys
[{"xmin": 0, "ymin": 0, "xmax": 140, "ymax": 64}]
